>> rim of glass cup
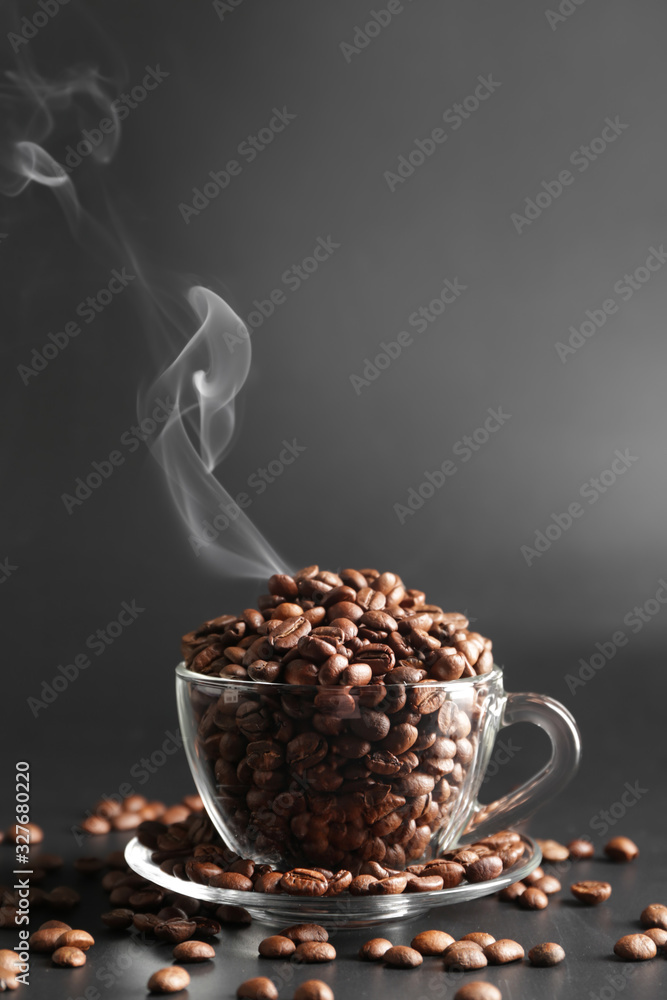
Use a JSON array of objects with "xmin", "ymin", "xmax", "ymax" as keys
[{"xmin": 175, "ymin": 660, "xmax": 504, "ymax": 689}]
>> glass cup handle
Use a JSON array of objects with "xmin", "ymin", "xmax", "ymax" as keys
[{"xmin": 462, "ymin": 691, "xmax": 582, "ymax": 843}]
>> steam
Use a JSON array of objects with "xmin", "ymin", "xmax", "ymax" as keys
[{"xmin": 2, "ymin": 40, "xmax": 290, "ymax": 581}]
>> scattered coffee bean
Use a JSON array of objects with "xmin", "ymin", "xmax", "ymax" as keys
[
  {"xmin": 147, "ymin": 966, "xmax": 191, "ymax": 992},
  {"xmin": 359, "ymin": 938, "xmax": 393, "ymax": 960},
  {"xmin": 154, "ymin": 919, "xmax": 197, "ymax": 944},
  {"xmin": 0, "ymin": 952, "xmax": 22, "ymax": 972},
  {"xmin": 643, "ymin": 928, "xmax": 667, "ymax": 950},
  {"xmin": 483, "ymin": 939, "xmax": 524, "ymax": 964},
  {"xmin": 237, "ymin": 978, "xmax": 279, "ymax": 1000},
  {"xmin": 532, "ymin": 875, "xmax": 561, "ymax": 895},
  {"xmin": 47, "ymin": 887, "xmax": 81, "ymax": 910},
  {"xmin": 0, "ymin": 966, "xmax": 19, "ymax": 990},
  {"xmin": 259, "ymin": 935, "xmax": 296, "ymax": 958},
  {"xmin": 527, "ymin": 941, "xmax": 565, "ymax": 966},
  {"xmin": 294, "ymin": 942, "xmax": 336, "ymax": 963},
  {"xmin": 519, "ymin": 887, "xmax": 548, "ymax": 910},
  {"xmin": 52, "ymin": 946, "xmax": 86, "ymax": 967},
  {"xmin": 535, "ymin": 839, "xmax": 569, "ymax": 862},
  {"xmin": 173, "ymin": 940, "xmax": 215, "ymax": 962},
  {"xmin": 294, "ymin": 981, "xmax": 334, "ymax": 1000},
  {"xmin": 29, "ymin": 928, "xmax": 66, "ymax": 953},
  {"xmin": 570, "ymin": 881, "xmax": 612, "ymax": 906},
  {"xmin": 216, "ymin": 905, "xmax": 252, "ymax": 925},
  {"xmin": 604, "ymin": 836, "xmax": 639, "ymax": 862},
  {"xmin": 411, "ymin": 930, "xmax": 455, "ymax": 955},
  {"xmin": 444, "ymin": 942, "xmax": 488, "ymax": 970},
  {"xmin": 383, "ymin": 945, "xmax": 423, "ymax": 968},
  {"xmin": 6, "ymin": 822, "xmax": 44, "ymax": 845},
  {"xmin": 523, "ymin": 868, "xmax": 544, "ymax": 885},
  {"xmin": 81, "ymin": 815, "xmax": 111, "ymax": 835},
  {"xmin": 101, "ymin": 908, "xmax": 134, "ymax": 929},
  {"xmin": 461, "ymin": 933, "xmax": 495, "ymax": 948},
  {"xmin": 280, "ymin": 924, "xmax": 328, "ymax": 943},
  {"xmin": 567, "ymin": 838, "xmax": 594, "ymax": 859},
  {"xmin": 55, "ymin": 930, "xmax": 94, "ymax": 951},
  {"xmin": 453, "ymin": 984, "xmax": 502, "ymax": 1000},
  {"xmin": 498, "ymin": 882, "xmax": 526, "ymax": 902},
  {"xmin": 613, "ymin": 934, "xmax": 657, "ymax": 961},
  {"xmin": 640, "ymin": 904, "xmax": 667, "ymax": 930},
  {"xmin": 38, "ymin": 920, "xmax": 71, "ymax": 931}
]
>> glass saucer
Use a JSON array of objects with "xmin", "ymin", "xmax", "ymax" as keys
[{"xmin": 124, "ymin": 834, "xmax": 541, "ymax": 928}]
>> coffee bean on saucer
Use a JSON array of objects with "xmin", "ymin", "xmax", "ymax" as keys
[
  {"xmin": 570, "ymin": 881, "xmax": 611, "ymax": 906},
  {"xmin": 604, "ymin": 837, "xmax": 639, "ymax": 862},
  {"xmin": 359, "ymin": 938, "xmax": 393, "ymax": 960},
  {"xmin": 528, "ymin": 942, "xmax": 566, "ymax": 966},
  {"xmin": 411, "ymin": 930, "xmax": 455, "ymax": 955},
  {"xmin": 613, "ymin": 935, "xmax": 657, "ymax": 961},
  {"xmin": 383, "ymin": 945, "xmax": 423, "ymax": 968}
]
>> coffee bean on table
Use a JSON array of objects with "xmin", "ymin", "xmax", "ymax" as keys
[
  {"xmin": 38, "ymin": 920, "xmax": 71, "ymax": 930},
  {"xmin": 237, "ymin": 978, "xmax": 279, "ymax": 1000},
  {"xmin": 47, "ymin": 886, "xmax": 81, "ymax": 909},
  {"xmin": 519, "ymin": 887, "xmax": 549, "ymax": 910},
  {"xmin": 604, "ymin": 836, "xmax": 639, "ymax": 862},
  {"xmin": 570, "ymin": 881, "xmax": 612, "ymax": 906},
  {"xmin": 294, "ymin": 982, "xmax": 334, "ymax": 1000},
  {"xmin": 523, "ymin": 868, "xmax": 544, "ymax": 885},
  {"xmin": 643, "ymin": 928, "xmax": 667, "ymax": 950},
  {"xmin": 148, "ymin": 966, "xmax": 191, "ymax": 993},
  {"xmin": 359, "ymin": 938, "xmax": 393, "ymax": 960},
  {"xmin": 101, "ymin": 909, "xmax": 134, "ymax": 929},
  {"xmin": 483, "ymin": 939, "xmax": 524, "ymax": 964},
  {"xmin": 383, "ymin": 945, "xmax": 423, "ymax": 968},
  {"xmin": 0, "ymin": 968, "xmax": 19, "ymax": 990},
  {"xmin": 55, "ymin": 930, "xmax": 94, "ymax": 951},
  {"xmin": 453, "ymin": 984, "xmax": 502, "ymax": 1000},
  {"xmin": 216, "ymin": 905, "xmax": 252, "ymax": 925},
  {"xmin": 535, "ymin": 839, "xmax": 569, "ymax": 862},
  {"xmin": 52, "ymin": 947, "xmax": 87, "ymax": 967},
  {"xmin": 173, "ymin": 940, "xmax": 216, "ymax": 962},
  {"xmin": 0, "ymin": 951, "xmax": 23, "ymax": 972},
  {"xmin": 294, "ymin": 942, "xmax": 336, "ymax": 963},
  {"xmin": 154, "ymin": 919, "xmax": 197, "ymax": 943},
  {"xmin": 461, "ymin": 932, "xmax": 495, "ymax": 948},
  {"xmin": 280, "ymin": 924, "xmax": 328, "ymax": 943},
  {"xmin": 29, "ymin": 928, "xmax": 67, "ymax": 953},
  {"xmin": 532, "ymin": 875, "xmax": 561, "ymax": 895},
  {"xmin": 259, "ymin": 935, "xmax": 296, "ymax": 958},
  {"xmin": 528, "ymin": 942, "xmax": 566, "ymax": 966},
  {"xmin": 640, "ymin": 904, "xmax": 667, "ymax": 930},
  {"xmin": 411, "ymin": 930, "xmax": 455, "ymax": 955},
  {"xmin": 444, "ymin": 942, "xmax": 488, "ymax": 970},
  {"xmin": 567, "ymin": 838, "xmax": 594, "ymax": 859},
  {"xmin": 498, "ymin": 882, "xmax": 526, "ymax": 902},
  {"xmin": 613, "ymin": 935, "xmax": 657, "ymax": 961}
]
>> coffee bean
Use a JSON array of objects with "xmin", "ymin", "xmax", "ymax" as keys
[
  {"xmin": 643, "ymin": 928, "xmax": 667, "ymax": 950},
  {"xmin": 604, "ymin": 836, "xmax": 639, "ymax": 862},
  {"xmin": 411, "ymin": 930, "xmax": 455, "ymax": 955},
  {"xmin": 29, "ymin": 928, "xmax": 66, "ymax": 953},
  {"xmin": 349, "ymin": 875, "xmax": 378, "ymax": 895},
  {"xmin": 383, "ymin": 945, "xmax": 423, "ymax": 968},
  {"xmin": 421, "ymin": 861, "xmax": 465, "ymax": 888},
  {"xmin": 613, "ymin": 934, "xmax": 657, "ymax": 961},
  {"xmin": 640, "ymin": 903, "xmax": 667, "ymax": 930},
  {"xmin": 498, "ymin": 882, "xmax": 526, "ymax": 902},
  {"xmin": 6, "ymin": 822, "xmax": 43, "ymax": 844},
  {"xmin": 209, "ymin": 872, "xmax": 254, "ymax": 891},
  {"xmin": 279, "ymin": 923, "xmax": 328, "ymax": 943},
  {"xmin": 523, "ymin": 867, "xmax": 544, "ymax": 885},
  {"xmin": 528, "ymin": 942, "xmax": 565, "ymax": 966},
  {"xmin": 368, "ymin": 874, "xmax": 408, "ymax": 895},
  {"xmin": 0, "ymin": 952, "xmax": 22, "ymax": 974},
  {"xmin": 519, "ymin": 887, "xmax": 549, "ymax": 910},
  {"xmin": 406, "ymin": 875, "xmax": 444, "ymax": 892},
  {"xmin": 192, "ymin": 916, "xmax": 221, "ymax": 938},
  {"xmin": 293, "ymin": 981, "xmax": 334, "ymax": 1000},
  {"xmin": 535, "ymin": 839, "xmax": 569, "ymax": 862},
  {"xmin": 462, "ymin": 933, "xmax": 495, "ymax": 948},
  {"xmin": 532, "ymin": 875, "xmax": 561, "ymax": 895},
  {"xmin": 567, "ymin": 838, "xmax": 594, "ymax": 860},
  {"xmin": 443, "ymin": 941, "xmax": 488, "ymax": 970},
  {"xmin": 259, "ymin": 935, "xmax": 296, "ymax": 958},
  {"xmin": 466, "ymin": 856, "xmax": 503, "ymax": 883},
  {"xmin": 294, "ymin": 942, "xmax": 336, "ymax": 963},
  {"xmin": 359, "ymin": 937, "xmax": 393, "ymax": 960},
  {"xmin": 51, "ymin": 944, "xmax": 86, "ymax": 968},
  {"xmin": 173, "ymin": 940, "xmax": 215, "ymax": 962},
  {"xmin": 483, "ymin": 939, "xmax": 524, "ymax": 964},
  {"xmin": 133, "ymin": 913, "xmax": 162, "ymax": 934},
  {"xmin": 216, "ymin": 905, "xmax": 252, "ymax": 925},
  {"xmin": 47, "ymin": 886, "xmax": 81, "ymax": 910},
  {"xmin": 237, "ymin": 978, "xmax": 278, "ymax": 1000},
  {"xmin": 55, "ymin": 930, "xmax": 94, "ymax": 951},
  {"xmin": 148, "ymin": 966, "xmax": 191, "ymax": 993},
  {"xmin": 570, "ymin": 881, "xmax": 611, "ymax": 906},
  {"xmin": 280, "ymin": 870, "xmax": 328, "ymax": 896},
  {"xmin": 154, "ymin": 919, "xmax": 197, "ymax": 943},
  {"xmin": 453, "ymin": 984, "xmax": 502, "ymax": 1000}
]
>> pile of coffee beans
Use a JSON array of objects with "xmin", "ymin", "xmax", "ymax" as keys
[
  {"xmin": 77, "ymin": 793, "xmax": 203, "ymax": 836},
  {"xmin": 182, "ymin": 566, "xmax": 498, "ymax": 869},
  {"xmin": 139, "ymin": 813, "xmax": 526, "ymax": 897}
]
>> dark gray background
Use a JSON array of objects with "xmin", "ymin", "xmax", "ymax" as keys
[{"xmin": 1, "ymin": 1, "xmax": 666, "ymax": 997}]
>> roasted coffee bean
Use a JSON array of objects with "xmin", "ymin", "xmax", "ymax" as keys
[
  {"xmin": 237, "ymin": 976, "xmax": 278, "ymax": 999},
  {"xmin": 613, "ymin": 934, "xmax": 657, "ymax": 961},
  {"xmin": 186, "ymin": 860, "xmax": 224, "ymax": 883},
  {"xmin": 462, "ymin": 933, "xmax": 495, "ymax": 948},
  {"xmin": 287, "ymin": 733, "xmax": 328, "ymax": 769},
  {"xmin": 532, "ymin": 875, "xmax": 561, "ymax": 895},
  {"xmin": 443, "ymin": 941, "xmax": 487, "ymax": 970},
  {"xmin": 604, "ymin": 836, "xmax": 639, "ymax": 862},
  {"xmin": 293, "ymin": 981, "xmax": 334, "ymax": 1000},
  {"xmin": 259, "ymin": 935, "xmax": 296, "ymax": 958},
  {"xmin": 324, "ymin": 870, "xmax": 352, "ymax": 896},
  {"xmin": 484, "ymin": 939, "xmax": 524, "ymax": 964},
  {"xmin": 147, "ymin": 966, "xmax": 191, "ymax": 993},
  {"xmin": 294, "ymin": 942, "xmax": 336, "ymax": 963},
  {"xmin": 643, "ymin": 928, "xmax": 667, "ymax": 950},
  {"xmin": 535, "ymin": 839, "xmax": 569, "ymax": 862},
  {"xmin": 216, "ymin": 905, "xmax": 252, "ymax": 925},
  {"xmin": 133, "ymin": 913, "xmax": 162, "ymax": 934},
  {"xmin": 640, "ymin": 903, "xmax": 667, "ymax": 930},
  {"xmin": 47, "ymin": 886, "xmax": 81, "ymax": 910},
  {"xmin": 270, "ymin": 616, "xmax": 312, "ymax": 650},
  {"xmin": 191, "ymin": 916, "xmax": 221, "ymax": 938},
  {"xmin": 0, "ymin": 952, "xmax": 22, "ymax": 973},
  {"xmin": 379, "ymin": 723, "xmax": 418, "ymax": 755},
  {"xmin": 269, "ymin": 574, "xmax": 299, "ymax": 598},
  {"xmin": 421, "ymin": 861, "xmax": 465, "ymax": 888},
  {"xmin": 453, "ymin": 984, "xmax": 502, "ymax": 1000},
  {"xmin": 254, "ymin": 872, "xmax": 284, "ymax": 894},
  {"xmin": 519, "ymin": 887, "xmax": 549, "ymax": 910},
  {"xmin": 465, "ymin": 856, "xmax": 503, "ymax": 883},
  {"xmin": 567, "ymin": 837, "xmax": 594, "ymax": 859},
  {"xmin": 173, "ymin": 940, "xmax": 215, "ymax": 962},
  {"xmin": 359, "ymin": 937, "xmax": 393, "ymax": 960},
  {"xmin": 383, "ymin": 945, "xmax": 423, "ymax": 968},
  {"xmin": 528, "ymin": 942, "xmax": 566, "ymax": 966},
  {"xmin": 52, "ymin": 946, "xmax": 86, "ymax": 967},
  {"xmin": 368, "ymin": 874, "xmax": 408, "ymax": 895},
  {"xmin": 100, "ymin": 908, "xmax": 136, "ymax": 931},
  {"xmin": 569, "ymin": 880, "xmax": 611, "ymax": 905},
  {"xmin": 350, "ymin": 709, "xmax": 391, "ymax": 742},
  {"xmin": 279, "ymin": 923, "xmax": 328, "ymax": 944},
  {"xmin": 411, "ymin": 930, "xmax": 454, "ymax": 955},
  {"xmin": 406, "ymin": 875, "xmax": 444, "ymax": 892},
  {"xmin": 30, "ymin": 928, "xmax": 67, "ymax": 953},
  {"xmin": 349, "ymin": 875, "xmax": 378, "ymax": 895},
  {"xmin": 55, "ymin": 930, "xmax": 94, "ymax": 951},
  {"xmin": 154, "ymin": 919, "xmax": 197, "ymax": 944},
  {"xmin": 209, "ymin": 872, "xmax": 254, "ymax": 891},
  {"xmin": 523, "ymin": 867, "xmax": 544, "ymax": 885},
  {"xmin": 280, "ymin": 870, "xmax": 328, "ymax": 897}
]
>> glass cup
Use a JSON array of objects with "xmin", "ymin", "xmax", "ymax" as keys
[{"xmin": 176, "ymin": 662, "xmax": 580, "ymax": 872}]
